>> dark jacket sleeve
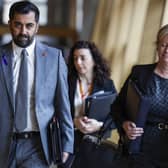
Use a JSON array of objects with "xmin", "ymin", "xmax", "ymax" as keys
[{"xmin": 111, "ymin": 63, "xmax": 156, "ymax": 136}]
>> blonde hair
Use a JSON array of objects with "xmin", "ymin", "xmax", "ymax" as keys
[{"xmin": 157, "ymin": 24, "xmax": 168, "ymax": 44}]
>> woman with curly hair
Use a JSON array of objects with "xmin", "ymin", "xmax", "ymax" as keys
[{"xmin": 67, "ymin": 41, "xmax": 117, "ymax": 159}]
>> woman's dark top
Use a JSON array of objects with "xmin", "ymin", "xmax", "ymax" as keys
[
  {"xmin": 112, "ymin": 65, "xmax": 168, "ymax": 168},
  {"xmin": 141, "ymin": 73, "xmax": 168, "ymax": 167}
]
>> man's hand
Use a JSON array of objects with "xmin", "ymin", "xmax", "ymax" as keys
[{"xmin": 62, "ymin": 152, "xmax": 69, "ymax": 163}]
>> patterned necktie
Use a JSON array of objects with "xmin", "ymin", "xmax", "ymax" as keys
[{"xmin": 15, "ymin": 49, "xmax": 28, "ymax": 131}]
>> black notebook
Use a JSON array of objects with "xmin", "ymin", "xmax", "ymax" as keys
[
  {"xmin": 85, "ymin": 91, "xmax": 117, "ymax": 122},
  {"xmin": 126, "ymin": 80, "xmax": 150, "ymax": 153}
]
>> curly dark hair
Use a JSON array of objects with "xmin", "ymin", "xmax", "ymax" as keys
[{"xmin": 68, "ymin": 40, "xmax": 111, "ymax": 86}]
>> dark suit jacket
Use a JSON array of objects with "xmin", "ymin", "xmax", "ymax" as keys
[
  {"xmin": 68, "ymin": 76, "xmax": 117, "ymax": 119},
  {"xmin": 68, "ymin": 76, "xmax": 117, "ymax": 150},
  {"xmin": 0, "ymin": 41, "xmax": 74, "ymax": 167},
  {"xmin": 112, "ymin": 63, "xmax": 157, "ymax": 151}
]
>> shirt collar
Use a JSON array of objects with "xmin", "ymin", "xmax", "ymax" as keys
[{"xmin": 12, "ymin": 39, "xmax": 36, "ymax": 57}]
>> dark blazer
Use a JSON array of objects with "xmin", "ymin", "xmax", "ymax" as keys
[
  {"xmin": 68, "ymin": 75, "xmax": 117, "ymax": 148},
  {"xmin": 0, "ymin": 41, "xmax": 74, "ymax": 167},
  {"xmin": 112, "ymin": 63, "xmax": 157, "ymax": 151},
  {"xmin": 68, "ymin": 76, "xmax": 117, "ymax": 119}
]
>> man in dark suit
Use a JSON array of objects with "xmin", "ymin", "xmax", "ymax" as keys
[{"xmin": 0, "ymin": 1, "xmax": 74, "ymax": 167}]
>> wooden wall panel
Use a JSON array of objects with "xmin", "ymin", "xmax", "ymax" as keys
[
  {"xmin": 120, "ymin": 0, "xmax": 149, "ymax": 86},
  {"xmin": 139, "ymin": 0, "xmax": 165, "ymax": 64},
  {"xmin": 91, "ymin": 0, "xmax": 166, "ymax": 90}
]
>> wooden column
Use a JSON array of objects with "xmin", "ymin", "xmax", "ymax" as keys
[
  {"xmin": 161, "ymin": 0, "xmax": 168, "ymax": 25},
  {"xmin": 107, "ymin": 0, "xmax": 135, "ymax": 89},
  {"xmin": 120, "ymin": 0, "xmax": 149, "ymax": 86},
  {"xmin": 139, "ymin": 0, "xmax": 165, "ymax": 64},
  {"xmin": 91, "ymin": 0, "xmax": 110, "ymax": 51}
]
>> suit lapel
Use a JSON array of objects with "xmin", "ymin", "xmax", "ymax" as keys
[
  {"xmin": 35, "ymin": 42, "xmax": 47, "ymax": 96},
  {"xmin": 1, "ymin": 43, "xmax": 15, "ymax": 109}
]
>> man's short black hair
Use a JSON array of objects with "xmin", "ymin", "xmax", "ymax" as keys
[{"xmin": 9, "ymin": 1, "xmax": 40, "ymax": 22}]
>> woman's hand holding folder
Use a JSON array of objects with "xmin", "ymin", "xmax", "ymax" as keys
[
  {"xmin": 122, "ymin": 121, "xmax": 144, "ymax": 140},
  {"xmin": 74, "ymin": 116, "xmax": 103, "ymax": 134},
  {"xmin": 82, "ymin": 117, "xmax": 103, "ymax": 133}
]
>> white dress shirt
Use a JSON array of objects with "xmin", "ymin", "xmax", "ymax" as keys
[
  {"xmin": 74, "ymin": 79, "xmax": 88, "ymax": 117},
  {"xmin": 12, "ymin": 39, "xmax": 39, "ymax": 132}
]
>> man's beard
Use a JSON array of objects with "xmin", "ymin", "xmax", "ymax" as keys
[{"xmin": 13, "ymin": 34, "xmax": 34, "ymax": 48}]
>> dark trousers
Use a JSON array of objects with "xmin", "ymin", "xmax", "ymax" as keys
[
  {"xmin": 111, "ymin": 153, "xmax": 162, "ymax": 168},
  {"xmin": 8, "ymin": 134, "xmax": 48, "ymax": 168}
]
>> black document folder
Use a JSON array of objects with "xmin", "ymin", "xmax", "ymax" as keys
[
  {"xmin": 48, "ymin": 117, "xmax": 63, "ymax": 165},
  {"xmin": 85, "ymin": 92, "xmax": 117, "ymax": 122},
  {"xmin": 126, "ymin": 80, "xmax": 150, "ymax": 153},
  {"xmin": 48, "ymin": 117, "xmax": 75, "ymax": 167}
]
